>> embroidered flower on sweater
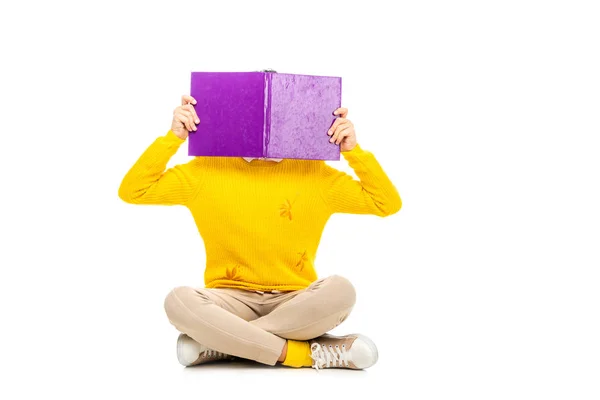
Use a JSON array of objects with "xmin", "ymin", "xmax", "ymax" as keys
[
  {"xmin": 295, "ymin": 250, "xmax": 309, "ymax": 272},
  {"xmin": 280, "ymin": 194, "xmax": 300, "ymax": 221},
  {"xmin": 226, "ymin": 266, "xmax": 241, "ymax": 280},
  {"xmin": 280, "ymin": 199, "xmax": 293, "ymax": 220}
]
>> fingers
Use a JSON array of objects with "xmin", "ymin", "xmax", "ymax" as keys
[
  {"xmin": 330, "ymin": 125, "xmax": 352, "ymax": 145},
  {"xmin": 174, "ymin": 108, "xmax": 196, "ymax": 131},
  {"xmin": 327, "ymin": 118, "xmax": 352, "ymax": 136},
  {"xmin": 174, "ymin": 111, "xmax": 192, "ymax": 132},
  {"xmin": 181, "ymin": 95, "xmax": 197, "ymax": 106},
  {"xmin": 328, "ymin": 117, "xmax": 346, "ymax": 136},
  {"xmin": 330, "ymin": 121, "xmax": 353, "ymax": 144},
  {"xmin": 333, "ymin": 107, "xmax": 348, "ymax": 118},
  {"xmin": 173, "ymin": 99, "xmax": 200, "ymax": 132},
  {"xmin": 182, "ymin": 104, "xmax": 200, "ymax": 124},
  {"xmin": 178, "ymin": 96, "xmax": 199, "ymax": 129}
]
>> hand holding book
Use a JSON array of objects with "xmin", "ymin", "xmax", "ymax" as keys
[
  {"xmin": 329, "ymin": 107, "xmax": 357, "ymax": 152},
  {"xmin": 171, "ymin": 95, "xmax": 201, "ymax": 140}
]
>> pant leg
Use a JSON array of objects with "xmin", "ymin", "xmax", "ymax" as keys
[
  {"xmin": 164, "ymin": 286, "xmax": 286, "ymax": 365},
  {"xmin": 250, "ymin": 275, "xmax": 356, "ymax": 341}
]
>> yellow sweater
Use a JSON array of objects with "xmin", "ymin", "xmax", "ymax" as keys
[{"xmin": 119, "ymin": 131, "xmax": 401, "ymax": 291}]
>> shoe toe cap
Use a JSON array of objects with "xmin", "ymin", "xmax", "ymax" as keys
[
  {"xmin": 350, "ymin": 335, "xmax": 379, "ymax": 369},
  {"xmin": 177, "ymin": 334, "xmax": 204, "ymax": 366}
]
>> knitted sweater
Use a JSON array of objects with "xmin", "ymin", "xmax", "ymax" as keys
[{"xmin": 118, "ymin": 131, "xmax": 401, "ymax": 291}]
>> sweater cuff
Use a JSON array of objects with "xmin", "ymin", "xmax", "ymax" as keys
[
  {"xmin": 164, "ymin": 130, "xmax": 186, "ymax": 144},
  {"xmin": 341, "ymin": 144, "xmax": 368, "ymax": 160}
]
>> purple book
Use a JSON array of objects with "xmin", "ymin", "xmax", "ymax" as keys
[{"xmin": 188, "ymin": 72, "xmax": 342, "ymax": 160}]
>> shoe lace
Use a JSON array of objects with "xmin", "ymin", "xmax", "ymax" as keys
[
  {"xmin": 202, "ymin": 349, "xmax": 227, "ymax": 359},
  {"xmin": 310, "ymin": 342, "xmax": 349, "ymax": 370}
]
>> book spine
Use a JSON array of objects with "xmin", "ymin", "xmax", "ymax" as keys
[{"xmin": 263, "ymin": 72, "xmax": 273, "ymax": 157}]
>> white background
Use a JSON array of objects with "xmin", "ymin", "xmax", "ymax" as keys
[{"xmin": 1, "ymin": 0, "xmax": 599, "ymax": 399}]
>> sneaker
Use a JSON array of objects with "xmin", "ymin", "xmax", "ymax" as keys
[
  {"xmin": 309, "ymin": 334, "xmax": 378, "ymax": 370},
  {"xmin": 176, "ymin": 333, "xmax": 233, "ymax": 366}
]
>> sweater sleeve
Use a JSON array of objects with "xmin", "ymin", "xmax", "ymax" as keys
[
  {"xmin": 118, "ymin": 131, "xmax": 203, "ymax": 206},
  {"xmin": 320, "ymin": 144, "xmax": 402, "ymax": 216}
]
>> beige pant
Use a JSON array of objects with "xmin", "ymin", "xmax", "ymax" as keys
[{"xmin": 164, "ymin": 275, "xmax": 356, "ymax": 365}]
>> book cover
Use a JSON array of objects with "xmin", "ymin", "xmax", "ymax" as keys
[{"xmin": 188, "ymin": 71, "xmax": 342, "ymax": 160}]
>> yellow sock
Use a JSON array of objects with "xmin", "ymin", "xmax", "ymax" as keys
[{"xmin": 282, "ymin": 340, "xmax": 312, "ymax": 368}]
